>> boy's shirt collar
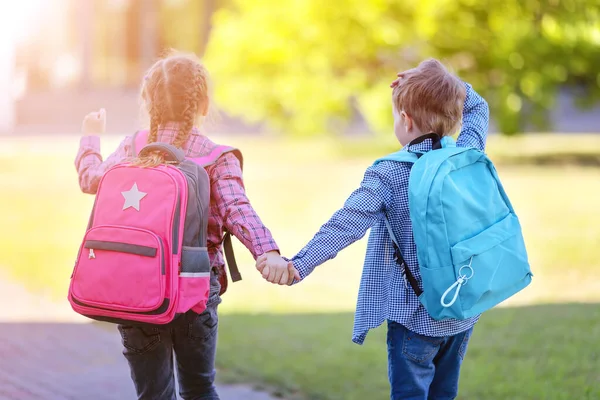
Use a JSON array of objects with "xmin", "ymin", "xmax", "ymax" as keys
[{"xmin": 401, "ymin": 139, "xmax": 432, "ymax": 154}]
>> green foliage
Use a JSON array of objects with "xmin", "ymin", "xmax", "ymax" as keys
[{"xmin": 205, "ymin": 0, "xmax": 600, "ymax": 135}]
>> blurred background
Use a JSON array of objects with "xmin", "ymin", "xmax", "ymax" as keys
[{"xmin": 0, "ymin": 1, "xmax": 599, "ymax": 399}]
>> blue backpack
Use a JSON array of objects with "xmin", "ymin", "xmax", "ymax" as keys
[{"xmin": 375, "ymin": 134, "xmax": 532, "ymax": 320}]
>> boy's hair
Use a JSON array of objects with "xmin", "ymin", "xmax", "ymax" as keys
[
  {"xmin": 392, "ymin": 59, "xmax": 466, "ymax": 136},
  {"xmin": 141, "ymin": 49, "xmax": 210, "ymax": 148}
]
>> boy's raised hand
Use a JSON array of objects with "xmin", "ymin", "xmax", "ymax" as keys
[
  {"xmin": 82, "ymin": 108, "xmax": 107, "ymax": 136},
  {"xmin": 390, "ymin": 67, "xmax": 420, "ymax": 88},
  {"xmin": 256, "ymin": 252, "xmax": 300, "ymax": 286}
]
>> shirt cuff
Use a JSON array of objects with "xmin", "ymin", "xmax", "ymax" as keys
[
  {"xmin": 75, "ymin": 136, "xmax": 102, "ymax": 170},
  {"xmin": 286, "ymin": 256, "xmax": 310, "ymax": 285},
  {"xmin": 282, "ymin": 257, "xmax": 298, "ymax": 286},
  {"xmin": 255, "ymin": 240, "xmax": 280, "ymax": 258}
]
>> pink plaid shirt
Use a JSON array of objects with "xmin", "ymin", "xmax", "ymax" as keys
[{"xmin": 75, "ymin": 123, "xmax": 279, "ymax": 271}]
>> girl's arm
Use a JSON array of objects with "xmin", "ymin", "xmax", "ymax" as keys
[
  {"xmin": 210, "ymin": 152, "xmax": 280, "ymax": 258},
  {"xmin": 75, "ymin": 135, "xmax": 131, "ymax": 194},
  {"xmin": 75, "ymin": 109, "xmax": 131, "ymax": 194}
]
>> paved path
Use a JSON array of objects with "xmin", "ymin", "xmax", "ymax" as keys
[{"xmin": 0, "ymin": 272, "xmax": 280, "ymax": 400}]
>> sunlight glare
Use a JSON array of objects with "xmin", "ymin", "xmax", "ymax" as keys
[{"xmin": 0, "ymin": 0, "xmax": 49, "ymax": 45}]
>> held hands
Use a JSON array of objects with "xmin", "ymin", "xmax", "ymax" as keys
[
  {"xmin": 256, "ymin": 251, "xmax": 301, "ymax": 286},
  {"xmin": 82, "ymin": 108, "xmax": 106, "ymax": 136}
]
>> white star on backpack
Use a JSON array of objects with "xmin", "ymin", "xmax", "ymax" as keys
[{"xmin": 121, "ymin": 183, "xmax": 147, "ymax": 211}]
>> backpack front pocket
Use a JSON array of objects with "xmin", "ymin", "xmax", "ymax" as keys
[
  {"xmin": 447, "ymin": 213, "xmax": 532, "ymax": 318},
  {"xmin": 71, "ymin": 225, "xmax": 167, "ymax": 313}
]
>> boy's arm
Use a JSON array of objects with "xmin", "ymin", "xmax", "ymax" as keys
[
  {"xmin": 75, "ymin": 136, "xmax": 131, "ymax": 194},
  {"xmin": 287, "ymin": 166, "xmax": 392, "ymax": 282},
  {"xmin": 456, "ymin": 83, "xmax": 490, "ymax": 151},
  {"xmin": 210, "ymin": 152, "xmax": 280, "ymax": 259}
]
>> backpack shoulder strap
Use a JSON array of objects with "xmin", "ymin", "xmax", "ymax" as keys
[
  {"xmin": 384, "ymin": 218, "xmax": 423, "ymax": 297},
  {"xmin": 374, "ymin": 149, "xmax": 419, "ymax": 165},
  {"xmin": 376, "ymin": 149, "xmax": 421, "ymax": 297},
  {"xmin": 189, "ymin": 145, "xmax": 244, "ymax": 171},
  {"xmin": 375, "ymin": 135, "xmax": 457, "ymax": 166},
  {"xmin": 189, "ymin": 143, "xmax": 244, "ymax": 284}
]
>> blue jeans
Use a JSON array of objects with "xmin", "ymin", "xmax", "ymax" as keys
[
  {"xmin": 387, "ymin": 321, "xmax": 473, "ymax": 400},
  {"xmin": 118, "ymin": 272, "xmax": 221, "ymax": 400}
]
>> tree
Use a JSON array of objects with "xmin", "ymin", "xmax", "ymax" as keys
[
  {"xmin": 158, "ymin": 0, "xmax": 226, "ymax": 57},
  {"xmin": 205, "ymin": 0, "xmax": 600, "ymax": 135}
]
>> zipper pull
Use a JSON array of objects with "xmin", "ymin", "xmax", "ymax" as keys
[{"xmin": 89, "ymin": 249, "xmax": 96, "ymax": 259}]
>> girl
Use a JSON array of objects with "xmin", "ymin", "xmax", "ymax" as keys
[{"xmin": 75, "ymin": 50, "xmax": 295, "ymax": 400}]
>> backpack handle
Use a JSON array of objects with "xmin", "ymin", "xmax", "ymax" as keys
[{"xmin": 138, "ymin": 142, "xmax": 186, "ymax": 164}]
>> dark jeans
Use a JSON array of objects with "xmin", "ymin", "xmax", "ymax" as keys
[
  {"xmin": 387, "ymin": 321, "xmax": 473, "ymax": 400},
  {"xmin": 118, "ymin": 272, "xmax": 221, "ymax": 400}
]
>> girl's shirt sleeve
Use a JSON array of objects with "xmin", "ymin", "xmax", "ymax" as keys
[
  {"xmin": 75, "ymin": 136, "xmax": 131, "ymax": 194},
  {"xmin": 210, "ymin": 152, "xmax": 280, "ymax": 258}
]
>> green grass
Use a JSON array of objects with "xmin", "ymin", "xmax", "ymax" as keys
[
  {"xmin": 217, "ymin": 304, "xmax": 600, "ymax": 400},
  {"xmin": 1, "ymin": 133, "xmax": 600, "ymax": 399}
]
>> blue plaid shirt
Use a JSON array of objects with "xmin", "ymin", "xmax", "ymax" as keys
[{"xmin": 291, "ymin": 83, "xmax": 489, "ymax": 344}]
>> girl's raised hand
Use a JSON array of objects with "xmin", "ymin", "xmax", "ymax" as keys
[{"xmin": 82, "ymin": 108, "xmax": 106, "ymax": 136}]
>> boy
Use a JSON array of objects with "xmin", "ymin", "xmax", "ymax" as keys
[{"xmin": 258, "ymin": 59, "xmax": 489, "ymax": 399}]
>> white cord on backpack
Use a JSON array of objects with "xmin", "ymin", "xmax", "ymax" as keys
[{"xmin": 440, "ymin": 257, "xmax": 474, "ymax": 308}]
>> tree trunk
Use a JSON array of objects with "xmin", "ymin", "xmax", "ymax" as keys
[
  {"xmin": 0, "ymin": 33, "xmax": 14, "ymax": 133},
  {"xmin": 139, "ymin": 0, "xmax": 159, "ymax": 72},
  {"xmin": 0, "ymin": 1, "xmax": 15, "ymax": 132},
  {"xmin": 78, "ymin": 0, "xmax": 93, "ymax": 91},
  {"xmin": 199, "ymin": 0, "xmax": 217, "ymax": 57}
]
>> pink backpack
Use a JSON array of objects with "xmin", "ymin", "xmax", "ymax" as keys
[{"xmin": 68, "ymin": 132, "xmax": 242, "ymax": 325}]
